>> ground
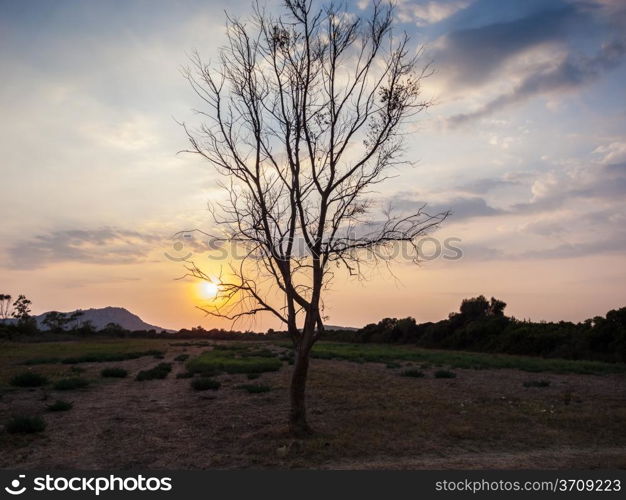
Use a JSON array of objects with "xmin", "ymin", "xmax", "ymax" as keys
[{"xmin": 0, "ymin": 339, "xmax": 625, "ymax": 469}]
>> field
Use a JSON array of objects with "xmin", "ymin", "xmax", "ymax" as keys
[{"xmin": 1, "ymin": 339, "xmax": 625, "ymax": 469}]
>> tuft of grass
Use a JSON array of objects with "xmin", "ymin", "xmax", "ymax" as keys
[
  {"xmin": 434, "ymin": 369, "xmax": 457, "ymax": 379},
  {"xmin": 186, "ymin": 350, "xmax": 282, "ymax": 376},
  {"xmin": 101, "ymin": 367, "xmax": 128, "ymax": 378},
  {"xmin": 523, "ymin": 379, "xmax": 551, "ymax": 388},
  {"xmin": 191, "ymin": 377, "xmax": 221, "ymax": 391},
  {"xmin": 237, "ymin": 383, "xmax": 271, "ymax": 394},
  {"xmin": 246, "ymin": 372, "xmax": 261, "ymax": 380},
  {"xmin": 401, "ymin": 369, "xmax": 425, "ymax": 378},
  {"xmin": 46, "ymin": 400, "xmax": 73, "ymax": 412},
  {"xmin": 53, "ymin": 377, "xmax": 90, "ymax": 390},
  {"xmin": 5, "ymin": 415, "xmax": 46, "ymax": 434},
  {"xmin": 176, "ymin": 371, "xmax": 194, "ymax": 379},
  {"xmin": 6, "ymin": 415, "xmax": 46, "ymax": 434},
  {"xmin": 10, "ymin": 372, "xmax": 49, "ymax": 387},
  {"xmin": 135, "ymin": 362, "xmax": 172, "ymax": 381},
  {"xmin": 174, "ymin": 354, "xmax": 190, "ymax": 362}
]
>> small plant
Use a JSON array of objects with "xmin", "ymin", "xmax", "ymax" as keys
[
  {"xmin": 237, "ymin": 384, "xmax": 271, "ymax": 394},
  {"xmin": 523, "ymin": 380, "xmax": 550, "ymax": 388},
  {"xmin": 101, "ymin": 367, "xmax": 128, "ymax": 378},
  {"xmin": 46, "ymin": 400, "xmax": 73, "ymax": 412},
  {"xmin": 136, "ymin": 362, "xmax": 172, "ymax": 381},
  {"xmin": 174, "ymin": 354, "xmax": 190, "ymax": 362},
  {"xmin": 191, "ymin": 377, "xmax": 221, "ymax": 391},
  {"xmin": 434, "ymin": 369, "xmax": 457, "ymax": 379},
  {"xmin": 10, "ymin": 372, "xmax": 49, "ymax": 387},
  {"xmin": 246, "ymin": 372, "xmax": 261, "ymax": 380},
  {"xmin": 386, "ymin": 361, "xmax": 402, "ymax": 369},
  {"xmin": 53, "ymin": 378, "xmax": 89, "ymax": 390},
  {"xmin": 6, "ymin": 415, "xmax": 46, "ymax": 434},
  {"xmin": 176, "ymin": 371, "xmax": 194, "ymax": 379},
  {"xmin": 401, "ymin": 369, "xmax": 425, "ymax": 378}
]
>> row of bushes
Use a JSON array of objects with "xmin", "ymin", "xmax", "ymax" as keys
[{"xmin": 326, "ymin": 297, "xmax": 626, "ymax": 363}]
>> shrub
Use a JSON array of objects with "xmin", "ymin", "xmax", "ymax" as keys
[
  {"xmin": 186, "ymin": 351, "xmax": 281, "ymax": 375},
  {"xmin": 434, "ymin": 369, "xmax": 457, "ymax": 379},
  {"xmin": 246, "ymin": 373, "xmax": 261, "ymax": 380},
  {"xmin": 386, "ymin": 361, "xmax": 402, "ymax": 369},
  {"xmin": 136, "ymin": 363, "xmax": 172, "ymax": 381},
  {"xmin": 401, "ymin": 369, "xmax": 425, "ymax": 378},
  {"xmin": 54, "ymin": 378, "xmax": 89, "ymax": 390},
  {"xmin": 237, "ymin": 384, "xmax": 271, "ymax": 394},
  {"xmin": 174, "ymin": 354, "xmax": 190, "ymax": 362},
  {"xmin": 523, "ymin": 380, "xmax": 550, "ymax": 388},
  {"xmin": 10, "ymin": 372, "xmax": 49, "ymax": 387},
  {"xmin": 6, "ymin": 415, "xmax": 46, "ymax": 434},
  {"xmin": 101, "ymin": 367, "xmax": 128, "ymax": 378},
  {"xmin": 176, "ymin": 371, "xmax": 194, "ymax": 379},
  {"xmin": 46, "ymin": 400, "xmax": 73, "ymax": 412},
  {"xmin": 191, "ymin": 378, "xmax": 221, "ymax": 391}
]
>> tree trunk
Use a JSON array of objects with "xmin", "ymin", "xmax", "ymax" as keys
[{"xmin": 289, "ymin": 344, "xmax": 312, "ymax": 436}]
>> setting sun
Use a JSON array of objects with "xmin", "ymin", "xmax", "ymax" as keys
[{"xmin": 199, "ymin": 281, "xmax": 220, "ymax": 299}]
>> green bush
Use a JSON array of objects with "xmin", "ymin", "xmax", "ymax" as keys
[
  {"xmin": 186, "ymin": 351, "xmax": 281, "ymax": 375},
  {"xmin": 237, "ymin": 384, "xmax": 271, "ymax": 394},
  {"xmin": 434, "ymin": 369, "xmax": 457, "ymax": 379},
  {"xmin": 523, "ymin": 379, "xmax": 550, "ymax": 388},
  {"xmin": 191, "ymin": 377, "xmax": 221, "ymax": 391},
  {"xmin": 401, "ymin": 369, "xmax": 425, "ymax": 378},
  {"xmin": 101, "ymin": 367, "xmax": 128, "ymax": 378},
  {"xmin": 135, "ymin": 362, "xmax": 172, "ymax": 381},
  {"xmin": 54, "ymin": 378, "xmax": 90, "ymax": 390},
  {"xmin": 10, "ymin": 372, "xmax": 49, "ymax": 387},
  {"xmin": 46, "ymin": 400, "xmax": 73, "ymax": 412},
  {"xmin": 6, "ymin": 415, "xmax": 46, "ymax": 434},
  {"xmin": 174, "ymin": 354, "xmax": 190, "ymax": 362}
]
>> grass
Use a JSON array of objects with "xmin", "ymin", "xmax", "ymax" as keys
[
  {"xmin": 136, "ymin": 362, "xmax": 172, "ymax": 381},
  {"xmin": 100, "ymin": 367, "xmax": 128, "ymax": 378},
  {"xmin": 434, "ymin": 369, "xmax": 457, "ymax": 379},
  {"xmin": 6, "ymin": 415, "xmax": 46, "ymax": 434},
  {"xmin": 191, "ymin": 377, "xmax": 221, "ymax": 391},
  {"xmin": 186, "ymin": 349, "xmax": 282, "ymax": 376},
  {"xmin": 10, "ymin": 372, "xmax": 49, "ymax": 387},
  {"xmin": 46, "ymin": 400, "xmax": 73, "ymax": 412},
  {"xmin": 237, "ymin": 383, "xmax": 271, "ymax": 394},
  {"xmin": 53, "ymin": 377, "xmax": 89, "ymax": 390},
  {"xmin": 523, "ymin": 380, "xmax": 551, "ymax": 388},
  {"xmin": 306, "ymin": 342, "xmax": 626, "ymax": 375},
  {"xmin": 401, "ymin": 369, "xmax": 425, "ymax": 378}
]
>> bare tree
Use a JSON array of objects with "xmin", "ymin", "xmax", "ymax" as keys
[{"xmin": 181, "ymin": 0, "xmax": 448, "ymax": 435}]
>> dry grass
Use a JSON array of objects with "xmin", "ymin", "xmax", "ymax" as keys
[{"xmin": 0, "ymin": 340, "xmax": 624, "ymax": 469}]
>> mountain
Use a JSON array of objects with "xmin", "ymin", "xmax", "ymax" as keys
[{"xmin": 30, "ymin": 306, "xmax": 174, "ymax": 333}]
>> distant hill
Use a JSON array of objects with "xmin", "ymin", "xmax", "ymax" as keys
[{"xmin": 29, "ymin": 306, "xmax": 174, "ymax": 333}]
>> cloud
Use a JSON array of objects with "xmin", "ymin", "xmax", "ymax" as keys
[
  {"xmin": 391, "ymin": 195, "xmax": 504, "ymax": 220},
  {"xmin": 448, "ymin": 40, "xmax": 626, "ymax": 126},
  {"xmin": 436, "ymin": 4, "xmax": 577, "ymax": 88},
  {"xmin": 4, "ymin": 228, "xmax": 163, "ymax": 270},
  {"xmin": 395, "ymin": 0, "xmax": 471, "ymax": 27}
]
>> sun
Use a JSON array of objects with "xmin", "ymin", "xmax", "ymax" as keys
[{"xmin": 199, "ymin": 281, "xmax": 220, "ymax": 299}]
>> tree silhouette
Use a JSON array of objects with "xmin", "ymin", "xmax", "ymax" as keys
[{"xmin": 181, "ymin": 0, "xmax": 448, "ymax": 434}]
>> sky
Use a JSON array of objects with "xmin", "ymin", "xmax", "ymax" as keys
[{"xmin": 1, "ymin": 0, "xmax": 625, "ymax": 330}]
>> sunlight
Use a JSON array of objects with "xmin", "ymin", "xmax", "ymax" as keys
[{"xmin": 199, "ymin": 281, "xmax": 220, "ymax": 300}]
